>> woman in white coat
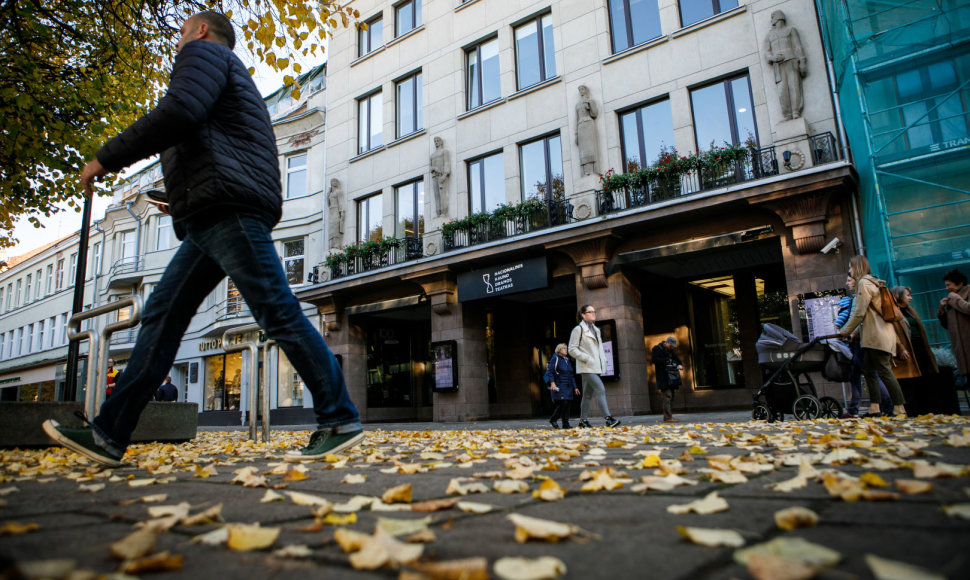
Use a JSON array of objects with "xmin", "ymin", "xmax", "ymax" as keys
[{"xmin": 568, "ymin": 304, "xmax": 621, "ymax": 428}]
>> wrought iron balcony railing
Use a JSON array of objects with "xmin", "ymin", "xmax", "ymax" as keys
[
  {"xmin": 328, "ymin": 236, "xmax": 424, "ymax": 280},
  {"xmin": 442, "ymin": 199, "xmax": 575, "ymax": 252}
]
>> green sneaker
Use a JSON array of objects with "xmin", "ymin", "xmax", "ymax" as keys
[
  {"xmin": 284, "ymin": 429, "xmax": 364, "ymax": 462},
  {"xmin": 42, "ymin": 419, "xmax": 124, "ymax": 467}
]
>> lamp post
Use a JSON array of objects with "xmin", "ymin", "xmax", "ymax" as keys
[{"xmin": 64, "ymin": 194, "xmax": 92, "ymax": 401}]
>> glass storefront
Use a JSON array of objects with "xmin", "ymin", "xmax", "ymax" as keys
[
  {"xmin": 203, "ymin": 352, "xmax": 242, "ymax": 411},
  {"xmin": 364, "ymin": 318, "xmax": 432, "ymax": 409},
  {"xmin": 277, "ymin": 350, "xmax": 305, "ymax": 407},
  {"xmin": 18, "ymin": 380, "xmax": 56, "ymax": 402}
]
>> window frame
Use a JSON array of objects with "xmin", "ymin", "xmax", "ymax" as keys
[
  {"xmin": 467, "ymin": 150, "xmax": 506, "ymax": 214},
  {"xmin": 281, "ymin": 238, "xmax": 306, "ymax": 286},
  {"xmin": 357, "ymin": 192, "xmax": 384, "ymax": 243},
  {"xmin": 45, "ymin": 265, "xmax": 53, "ymax": 295},
  {"xmin": 24, "ymin": 274, "xmax": 31, "ymax": 304},
  {"xmin": 618, "ymin": 97, "xmax": 675, "ymax": 170},
  {"xmin": 465, "ymin": 36, "xmax": 501, "ymax": 111},
  {"xmin": 285, "ymin": 152, "xmax": 309, "ymax": 199},
  {"xmin": 608, "ymin": 0, "xmax": 663, "ymax": 54},
  {"xmin": 358, "ymin": 13, "xmax": 384, "ymax": 58},
  {"xmin": 689, "ymin": 72, "xmax": 759, "ymax": 151},
  {"xmin": 518, "ymin": 133, "xmax": 564, "ymax": 201},
  {"xmin": 34, "ymin": 269, "xmax": 42, "ymax": 299},
  {"xmin": 395, "ymin": 71, "xmax": 423, "ymax": 138},
  {"xmin": 394, "ymin": 179, "xmax": 425, "ymax": 239},
  {"xmin": 55, "ymin": 259, "xmax": 65, "ymax": 290},
  {"xmin": 679, "ymin": 0, "xmax": 739, "ymax": 28},
  {"xmin": 358, "ymin": 90, "xmax": 384, "ymax": 155},
  {"xmin": 14, "ymin": 279, "xmax": 21, "ymax": 308},
  {"xmin": 513, "ymin": 11, "xmax": 556, "ymax": 91},
  {"xmin": 394, "ymin": 0, "xmax": 422, "ymax": 38}
]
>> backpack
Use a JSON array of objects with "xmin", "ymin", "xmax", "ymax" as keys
[{"xmin": 868, "ymin": 282, "xmax": 903, "ymax": 323}]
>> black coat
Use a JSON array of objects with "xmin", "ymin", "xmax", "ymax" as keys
[
  {"xmin": 96, "ymin": 40, "xmax": 282, "ymax": 237},
  {"xmin": 543, "ymin": 353, "xmax": 577, "ymax": 401},
  {"xmin": 651, "ymin": 343, "xmax": 683, "ymax": 391}
]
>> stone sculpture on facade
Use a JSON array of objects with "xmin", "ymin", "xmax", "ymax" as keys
[
  {"xmin": 764, "ymin": 10, "xmax": 807, "ymax": 121},
  {"xmin": 327, "ymin": 178, "xmax": 345, "ymax": 250},
  {"xmin": 430, "ymin": 137, "xmax": 451, "ymax": 217},
  {"xmin": 575, "ymin": 85, "xmax": 599, "ymax": 176}
]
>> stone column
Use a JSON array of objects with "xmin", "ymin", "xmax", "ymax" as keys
[
  {"xmin": 733, "ymin": 271, "xmax": 763, "ymax": 391},
  {"xmin": 314, "ymin": 295, "xmax": 368, "ymax": 421}
]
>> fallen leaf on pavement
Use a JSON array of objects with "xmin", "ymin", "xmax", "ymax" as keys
[
  {"xmin": 677, "ymin": 526, "xmax": 745, "ymax": 547},
  {"xmin": 632, "ymin": 473, "xmax": 697, "ymax": 492},
  {"xmin": 109, "ymin": 527, "xmax": 158, "ymax": 560},
  {"xmin": 533, "ymin": 478, "xmax": 565, "ymax": 501},
  {"xmin": 412, "ymin": 498, "xmax": 459, "ymax": 512},
  {"xmin": 895, "ymin": 480, "xmax": 932, "ymax": 495},
  {"xmin": 382, "ymin": 483, "xmax": 412, "ymax": 504},
  {"xmin": 122, "ymin": 551, "xmax": 184, "ymax": 574},
  {"xmin": 273, "ymin": 545, "xmax": 313, "ymax": 558},
  {"xmin": 706, "ymin": 470, "xmax": 748, "ymax": 484},
  {"xmin": 140, "ymin": 494, "xmax": 167, "ymax": 503},
  {"xmin": 342, "ymin": 473, "xmax": 366, "ymax": 484},
  {"xmin": 402, "ymin": 557, "xmax": 489, "ymax": 580},
  {"xmin": 0, "ymin": 487, "xmax": 19, "ymax": 496},
  {"xmin": 226, "ymin": 523, "xmax": 280, "ymax": 551},
  {"xmin": 333, "ymin": 495, "xmax": 376, "ymax": 513},
  {"xmin": 283, "ymin": 468, "xmax": 308, "ymax": 482},
  {"xmin": 774, "ymin": 507, "xmax": 818, "ymax": 531},
  {"xmin": 747, "ymin": 552, "xmax": 816, "ymax": 580},
  {"xmin": 147, "ymin": 503, "xmax": 190, "ymax": 519},
  {"xmin": 457, "ymin": 501, "xmax": 493, "ymax": 514},
  {"xmin": 334, "ymin": 527, "xmax": 371, "ymax": 552},
  {"xmin": 349, "ymin": 526, "xmax": 423, "ymax": 570},
  {"xmin": 734, "ymin": 537, "xmax": 842, "ymax": 567},
  {"xmin": 286, "ymin": 491, "xmax": 332, "ymax": 508},
  {"xmin": 667, "ymin": 491, "xmax": 729, "ymax": 515},
  {"xmin": 194, "ymin": 464, "xmax": 218, "ymax": 478},
  {"xmin": 0, "ymin": 522, "xmax": 39, "ymax": 535},
  {"xmin": 192, "ymin": 527, "xmax": 229, "ymax": 546},
  {"xmin": 405, "ymin": 529, "xmax": 436, "ymax": 543},
  {"xmin": 860, "ymin": 472, "xmax": 889, "ymax": 488},
  {"xmin": 865, "ymin": 554, "xmax": 945, "ymax": 580},
  {"xmin": 942, "ymin": 504, "xmax": 970, "ymax": 520},
  {"xmin": 768, "ymin": 475, "xmax": 809, "ymax": 493},
  {"xmin": 446, "ymin": 479, "xmax": 489, "ymax": 496},
  {"xmin": 79, "ymin": 483, "xmax": 104, "ymax": 493},
  {"xmin": 493, "ymin": 556, "xmax": 567, "ymax": 580},
  {"xmin": 261, "ymin": 489, "xmax": 285, "ymax": 503},
  {"xmin": 377, "ymin": 516, "xmax": 430, "ymax": 537},
  {"xmin": 507, "ymin": 513, "xmax": 581, "ymax": 543},
  {"xmin": 12, "ymin": 560, "xmax": 77, "ymax": 579},
  {"xmin": 128, "ymin": 478, "xmax": 157, "ymax": 488},
  {"xmin": 495, "ymin": 480, "xmax": 530, "ymax": 494},
  {"xmin": 183, "ymin": 503, "xmax": 224, "ymax": 526},
  {"xmin": 581, "ymin": 468, "xmax": 623, "ymax": 492}
]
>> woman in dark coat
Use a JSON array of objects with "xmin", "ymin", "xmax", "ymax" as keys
[
  {"xmin": 544, "ymin": 343, "xmax": 580, "ymax": 428},
  {"xmin": 651, "ymin": 336, "xmax": 683, "ymax": 423},
  {"xmin": 893, "ymin": 286, "xmax": 939, "ymax": 415}
]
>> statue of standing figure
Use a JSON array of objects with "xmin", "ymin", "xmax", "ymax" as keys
[
  {"xmin": 327, "ymin": 178, "xmax": 345, "ymax": 249},
  {"xmin": 575, "ymin": 85, "xmax": 599, "ymax": 176},
  {"xmin": 430, "ymin": 137, "xmax": 451, "ymax": 217},
  {"xmin": 764, "ymin": 10, "xmax": 807, "ymax": 121}
]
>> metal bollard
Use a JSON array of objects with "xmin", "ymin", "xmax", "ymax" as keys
[
  {"xmin": 222, "ymin": 324, "xmax": 274, "ymax": 442},
  {"xmin": 67, "ymin": 297, "xmax": 143, "ymax": 420}
]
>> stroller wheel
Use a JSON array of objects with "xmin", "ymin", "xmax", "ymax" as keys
[
  {"xmin": 818, "ymin": 396, "xmax": 842, "ymax": 419},
  {"xmin": 793, "ymin": 395, "xmax": 821, "ymax": 420},
  {"xmin": 752, "ymin": 405, "xmax": 770, "ymax": 421}
]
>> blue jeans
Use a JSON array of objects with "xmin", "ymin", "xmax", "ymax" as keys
[{"xmin": 93, "ymin": 212, "xmax": 361, "ymax": 448}]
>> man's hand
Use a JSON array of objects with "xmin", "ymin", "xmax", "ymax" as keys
[{"xmin": 80, "ymin": 158, "xmax": 109, "ymax": 197}]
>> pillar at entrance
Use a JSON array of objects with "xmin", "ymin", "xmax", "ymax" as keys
[{"xmin": 314, "ymin": 298, "xmax": 367, "ymax": 421}]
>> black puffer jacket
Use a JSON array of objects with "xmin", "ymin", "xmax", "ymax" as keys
[{"xmin": 96, "ymin": 40, "xmax": 281, "ymax": 236}]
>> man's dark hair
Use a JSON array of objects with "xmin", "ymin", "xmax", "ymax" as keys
[
  {"xmin": 943, "ymin": 269, "xmax": 968, "ymax": 287},
  {"xmin": 195, "ymin": 11, "xmax": 236, "ymax": 49}
]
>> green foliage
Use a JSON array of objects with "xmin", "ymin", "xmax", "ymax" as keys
[
  {"xmin": 441, "ymin": 197, "xmax": 548, "ymax": 239},
  {"xmin": 598, "ymin": 144, "xmax": 750, "ymax": 194},
  {"xmin": 0, "ymin": 0, "xmax": 358, "ymax": 249},
  {"xmin": 328, "ymin": 236, "xmax": 404, "ymax": 271}
]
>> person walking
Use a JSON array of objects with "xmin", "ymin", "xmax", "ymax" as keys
[
  {"xmin": 43, "ymin": 11, "xmax": 362, "ymax": 467},
  {"xmin": 937, "ymin": 269, "xmax": 970, "ymax": 384},
  {"xmin": 651, "ymin": 337, "xmax": 683, "ymax": 423},
  {"xmin": 893, "ymin": 286, "xmax": 939, "ymax": 415},
  {"xmin": 838, "ymin": 255, "xmax": 907, "ymax": 417},
  {"xmin": 154, "ymin": 377, "xmax": 179, "ymax": 402},
  {"xmin": 543, "ymin": 343, "xmax": 579, "ymax": 429},
  {"xmin": 568, "ymin": 304, "xmax": 621, "ymax": 428},
  {"xmin": 105, "ymin": 358, "xmax": 119, "ymax": 399},
  {"xmin": 834, "ymin": 275, "xmax": 892, "ymax": 416}
]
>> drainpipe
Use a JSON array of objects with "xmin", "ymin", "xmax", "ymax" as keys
[
  {"xmin": 93, "ymin": 222, "xmax": 106, "ymax": 307},
  {"xmin": 124, "ymin": 200, "xmax": 142, "ymax": 274}
]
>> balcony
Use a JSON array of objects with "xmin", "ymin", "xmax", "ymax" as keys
[
  {"xmin": 217, "ymin": 295, "xmax": 251, "ymax": 321},
  {"xmin": 443, "ymin": 199, "xmax": 574, "ymax": 252},
  {"xmin": 106, "ymin": 257, "xmax": 143, "ymax": 289},
  {"xmin": 328, "ymin": 236, "xmax": 424, "ymax": 280}
]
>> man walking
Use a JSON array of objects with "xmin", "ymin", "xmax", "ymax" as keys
[
  {"xmin": 155, "ymin": 377, "xmax": 178, "ymax": 402},
  {"xmin": 651, "ymin": 337, "xmax": 683, "ymax": 423},
  {"xmin": 938, "ymin": 269, "xmax": 970, "ymax": 385},
  {"xmin": 43, "ymin": 12, "xmax": 362, "ymax": 466}
]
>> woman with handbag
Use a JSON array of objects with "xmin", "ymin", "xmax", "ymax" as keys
[
  {"xmin": 568, "ymin": 304, "xmax": 621, "ymax": 428},
  {"xmin": 893, "ymin": 286, "xmax": 939, "ymax": 415},
  {"xmin": 543, "ymin": 343, "xmax": 580, "ymax": 428},
  {"xmin": 651, "ymin": 337, "xmax": 683, "ymax": 422},
  {"xmin": 838, "ymin": 255, "xmax": 908, "ymax": 417}
]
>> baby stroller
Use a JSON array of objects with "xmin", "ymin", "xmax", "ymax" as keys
[{"xmin": 752, "ymin": 323, "xmax": 845, "ymax": 422}]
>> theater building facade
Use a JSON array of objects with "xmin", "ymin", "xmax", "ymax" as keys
[{"xmin": 296, "ymin": 0, "xmax": 860, "ymax": 422}]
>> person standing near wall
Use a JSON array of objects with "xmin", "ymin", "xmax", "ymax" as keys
[
  {"xmin": 155, "ymin": 377, "xmax": 178, "ymax": 402},
  {"xmin": 569, "ymin": 304, "xmax": 621, "ymax": 428},
  {"xmin": 543, "ymin": 343, "xmax": 579, "ymax": 429},
  {"xmin": 938, "ymin": 269, "xmax": 970, "ymax": 387},
  {"xmin": 651, "ymin": 337, "xmax": 683, "ymax": 423}
]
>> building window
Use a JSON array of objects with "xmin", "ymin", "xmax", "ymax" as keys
[
  {"xmin": 608, "ymin": 0, "xmax": 662, "ymax": 54},
  {"xmin": 45, "ymin": 265, "xmax": 53, "ymax": 295},
  {"xmin": 60, "ymin": 313, "xmax": 68, "ymax": 346},
  {"xmin": 14, "ymin": 279, "xmax": 22, "ymax": 308},
  {"xmin": 395, "ymin": 180, "xmax": 425, "ymax": 239},
  {"xmin": 468, "ymin": 152, "xmax": 505, "ymax": 213},
  {"xmin": 24, "ymin": 324, "xmax": 34, "ymax": 354},
  {"xmin": 203, "ymin": 352, "xmax": 242, "ymax": 411},
  {"xmin": 0, "ymin": 288, "xmax": 4, "ymax": 313},
  {"xmin": 120, "ymin": 230, "xmax": 136, "ymax": 261},
  {"xmin": 619, "ymin": 99, "xmax": 676, "ymax": 170},
  {"xmin": 282, "ymin": 239, "xmax": 305, "ymax": 285},
  {"xmin": 466, "ymin": 37, "xmax": 501, "ymax": 110},
  {"xmin": 358, "ymin": 193, "xmax": 384, "ymax": 242},
  {"xmin": 679, "ymin": 0, "xmax": 738, "ymax": 28},
  {"xmin": 226, "ymin": 279, "xmax": 243, "ymax": 317},
  {"xmin": 155, "ymin": 217, "xmax": 173, "ymax": 251},
  {"xmin": 12, "ymin": 328, "xmax": 21, "ymax": 357},
  {"xmin": 514, "ymin": 13, "xmax": 556, "ymax": 90},
  {"xmin": 37, "ymin": 320, "xmax": 45, "ymax": 351},
  {"xmin": 358, "ymin": 91, "xmax": 383, "ymax": 154},
  {"xmin": 69, "ymin": 252, "xmax": 78, "ymax": 282},
  {"xmin": 359, "ymin": 13, "xmax": 383, "ymax": 58},
  {"xmin": 396, "ymin": 72, "xmax": 423, "ymax": 138},
  {"xmin": 519, "ymin": 134, "xmax": 563, "ymax": 200},
  {"xmin": 0, "ymin": 333, "xmax": 5, "ymax": 360},
  {"xmin": 48, "ymin": 316, "xmax": 56, "ymax": 349},
  {"xmin": 24, "ymin": 275, "xmax": 32, "ymax": 304},
  {"xmin": 285, "ymin": 153, "xmax": 308, "ymax": 199},
  {"xmin": 395, "ymin": 0, "xmax": 421, "ymax": 37},
  {"xmin": 277, "ymin": 350, "xmax": 305, "ymax": 407},
  {"xmin": 4, "ymin": 284, "xmax": 11, "ymax": 310},
  {"xmin": 34, "ymin": 269, "xmax": 42, "ymax": 299},
  {"xmin": 690, "ymin": 73, "xmax": 758, "ymax": 151}
]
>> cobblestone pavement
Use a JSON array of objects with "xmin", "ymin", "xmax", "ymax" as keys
[{"xmin": 2, "ymin": 413, "xmax": 969, "ymax": 579}]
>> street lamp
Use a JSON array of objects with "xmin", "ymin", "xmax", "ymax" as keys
[{"xmin": 64, "ymin": 194, "xmax": 92, "ymax": 401}]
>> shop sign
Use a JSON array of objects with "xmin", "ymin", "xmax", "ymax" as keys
[
  {"xmin": 198, "ymin": 331, "xmax": 263, "ymax": 352},
  {"xmin": 0, "ymin": 376, "xmax": 20, "ymax": 385},
  {"xmin": 457, "ymin": 256, "xmax": 548, "ymax": 302}
]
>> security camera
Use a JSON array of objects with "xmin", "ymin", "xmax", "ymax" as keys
[{"xmin": 820, "ymin": 237, "xmax": 842, "ymax": 255}]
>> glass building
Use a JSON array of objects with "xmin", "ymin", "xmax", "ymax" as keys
[{"xmin": 816, "ymin": 0, "xmax": 970, "ymax": 347}]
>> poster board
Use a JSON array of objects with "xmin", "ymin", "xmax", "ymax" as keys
[
  {"xmin": 431, "ymin": 341, "xmax": 458, "ymax": 392},
  {"xmin": 597, "ymin": 319, "xmax": 620, "ymax": 381},
  {"xmin": 797, "ymin": 290, "xmax": 846, "ymax": 342}
]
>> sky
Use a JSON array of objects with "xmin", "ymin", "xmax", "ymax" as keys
[{"xmin": 6, "ymin": 44, "xmax": 305, "ymax": 261}]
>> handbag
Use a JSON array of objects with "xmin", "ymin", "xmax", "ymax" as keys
[{"xmin": 665, "ymin": 360, "xmax": 682, "ymax": 388}]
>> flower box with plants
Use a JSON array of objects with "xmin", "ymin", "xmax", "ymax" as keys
[{"xmin": 442, "ymin": 197, "xmax": 550, "ymax": 245}]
